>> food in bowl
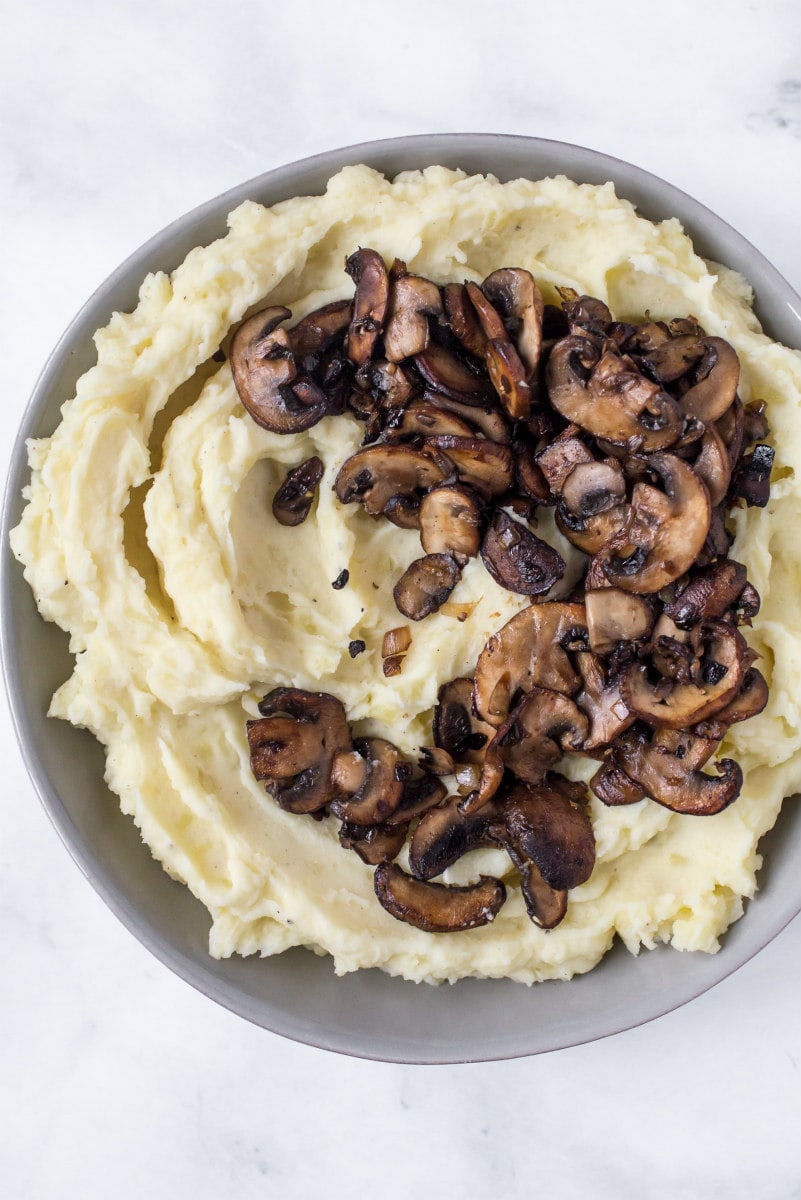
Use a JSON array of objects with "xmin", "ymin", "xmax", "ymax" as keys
[{"xmin": 10, "ymin": 165, "xmax": 801, "ymax": 983}]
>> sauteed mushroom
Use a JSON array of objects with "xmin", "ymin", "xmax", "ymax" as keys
[
  {"xmin": 393, "ymin": 554, "xmax": 461, "ymax": 620},
  {"xmin": 248, "ymin": 688, "xmax": 351, "ymax": 813},
  {"xmin": 272, "ymin": 456, "xmax": 324, "ymax": 526},
  {"xmin": 231, "ymin": 307, "xmax": 329, "ymax": 434},
  {"xmin": 345, "ymin": 248, "xmax": 389, "ymax": 364},
  {"xmin": 480, "ymin": 509, "xmax": 565, "ymax": 595},
  {"xmin": 374, "ymin": 862, "xmax": 506, "ymax": 932}
]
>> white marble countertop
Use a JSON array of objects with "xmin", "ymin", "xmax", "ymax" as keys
[{"xmin": 1, "ymin": 1, "xmax": 800, "ymax": 1196}]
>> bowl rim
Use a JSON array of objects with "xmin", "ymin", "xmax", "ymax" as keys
[{"xmin": 3, "ymin": 132, "xmax": 801, "ymax": 1064}]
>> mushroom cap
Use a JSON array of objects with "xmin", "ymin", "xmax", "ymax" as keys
[
  {"xmin": 662, "ymin": 559, "xmax": 749, "ymax": 627},
  {"xmin": 383, "ymin": 273, "xmax": 443, "ymax": 362},
  {"xmin": 620, "ymin": 619, "xmax": 750, "ymax": 728},
  {"xmin": 598, "ymin": 452, "xmax": 712, "ymax": 593},
  {"xmin": 556, "ymin": 459, "xmax": 628, "ymax": 554},
  {"xmin": 609, "ymin": 728, "xmax": 742, "ymax": 815},
  {"xmin": 419, "ymin": 483, "xmax": 484, "ymax": 564},
  {"xmin": 503, "ymin": 778, "xmax": 596, "ymax": 892},
  {"xmin": 692, "ymin": 424, "xmax": 732, "ymax": 507},
  {"xmin": 472, "ymin": 601, "xmax": 588, "ymax": 726},
  {"xmin": 373, "ymin": 862, "xmax": 506, "ymax": 933},
  {"xmin": 480, "ymin": 509, "xmax": 565, "ymax": 595},
  {"xmin": 443, "ymin": 282, "xmax": 487, "ymax": 358},
  {"xmin": 271, "ymin": 456, "xmax": 324, "ymax": 527},
  {"xmin": 231, "ymin": 307, "xmax": 330, "ymax": 434},
  {"xmin": 345, "ymin": 248, "xmax": 389, "ymax": 364},
  {"xmin": 546, "ymin": 336, "xmax": 683, "ymax": 450},
  {"xmin": 334, "ymin": 444, "xmax": 448, "ymax": 518},
  {"xmin": 426, "ymin": 435, "xmax": 515, "ymax": 499},
  {"xmin": 393, "ymin": 554, "xmax": 461, "ymax": 621},
  {"xmin": 247, "ymin": 688, "xmax": 351, "ymax": 813}
]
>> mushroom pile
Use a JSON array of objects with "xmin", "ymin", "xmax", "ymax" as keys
[{"xmin": 233, "ymin": 251, "xmax": 773, "ymax": 934}]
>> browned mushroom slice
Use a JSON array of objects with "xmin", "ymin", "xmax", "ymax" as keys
[
  {"xmin": 621, "ymin": 619, "xmax": 749, "ymax": 728},
  {"xmin": 383, "ymin": 274, "xmax": 443, "ymax": 362},
  {"xmin": 427, "ymin": 435, "xmax": 514, "ymax": 498},
  {"xmin": 345, "ymin": 248, "xmax": 389, "ymax": 365},
  {"xmin": 231, "ymin": 307, "xmax": 329, "ymax": 434},
  {"xmin": 393, "ymin": 554, "xmax": 461, "ymax": 620},
  {"xmin": 590, "ymin": 760, "xmax": 646, "ymax": 806},
  {"xmin": 478, "ymin": 688, "xmax": 588, "ymax": 804},
  {"xmin": 374, "ymin": 862, "xmax": 506, "ymax": 932},
  {"xmin": 716, "ymin": 396, "xmax": 745, "ymax": 466},
  {"xmin": 534, "ymin": 426, "xmax": 595, "ymax": 496},
  {"xmin": 409, "ymin": 793, "xmax": 504, "ymax": 880},
  {"xmin": 473, "ymin": 601, "xmax": 588, "ymax": 726},
  {"xmin": 271, "ymin": 456, "xmax": 324, "ymax": 526},
  {"xmin": 334, "ymin": 444, "xmax": 448, "ymax": 519},
  {"xmin": 692, "ymin": 667, "xmax": 769, "ymax": 739},
  {"xmin": 385, "ymin": 773, "xmax": 448, "ymax": 825},
  {"xmin": 556, "ymin": 459, "xmax": 628, "ymax": 554},
  {"xmin": 419, "ymin": 484, "xmax": 484, "ymax": 564},
  {"xmin": 644, "ymin": 335, "xmax": 740, "ymax": 423},
  {"xmin": 414, "ymin": 343, "xmax": 493, "ymax": 403},
  {"xmin": 692, "ymin": 425, "xmax": 732, "ymax": 507},
  {"xmin": 503, "ymin": 778, "xmax": 595, "ymax": 892},
  {"xmin": 562, "ymin": 294, "xmax": 613, "ymax": 338},
  {"xmin": 584, "ymin": 588, "xmax": 655, "ymax": 655},
  {"xmin": 481, "ymin": 268, "xmax": 544, "ymax": 379},
  {"xmin": 742, "ymin": 400, "xmax": 770, "ymax": 446},
  {"xmin": 418, "ymin": 745, "xmax": 456, "ymax": 775},
  {"xmin": 546, "ymin": 336, "xmax": 683, "ymax": 450},
  {"xmin": 480, "ymin": 509, "xmax": 565, "ymax": 595},
  {"xmin": 730, "ymin": 443, "xmax": 774, "ymax": 507},
  {"xmin": 505, "ymin": 839, "xmax": 568, "ymax": 929},
  {"xmin": 575, "ymin": 652, "xmax": 636, "ymax": 751},
  {"xmin": 248, "ymin": 687, "xmax": 351, "ymax": 813},
  {"xmin": 662, "ymin": 560, "xmax": 749, "ymax": 627},
  {"xmin": 597, "ymin": 453, "xmax": 711, "ymax": 593},
  {"xmin": 433, "ymin": 678, "xmax": 495, "ymax": 764},
  {"xmin": 338, "ymin": 821, "xmax": 408, "ymax": 865},
  {"xmin": 610, "ymin": 728, "xmax": 742, "ymax": 815},
  {"xmin": 465, "ymin": 281, "xmax": 508, "ymax": 340},
  {"xmin": 330, "ymin": 737, "xmax": 406, "ymax": 825},
  {"xmin": 288, "ymin": 299, "xmax": 352, "ymax": 359},
  {"xmin": 355, "ymin": 359, "xmax": 417, "ymax": 412},
  {"xmin": 443, "ymin": 282, "xmax": 487, "ymax": 358},
  {"xmin": 385, "ymin": 401, "xmax": 475, "ymax": 442},
  {"xmin": 484, "ymin": 338, "xmax": 532, "ymax": 420},
  {"xmin": 425, "ymin": 392, "xmax": 511, "ymax": 443}
]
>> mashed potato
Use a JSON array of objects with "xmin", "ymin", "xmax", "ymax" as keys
[{"xmin": 11, "ymin": 165, "xmax": 801, "ymax": 983}]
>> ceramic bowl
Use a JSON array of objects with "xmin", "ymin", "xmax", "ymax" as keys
[{"xmin": 3, "ymin": 134, "xmax": 800, "ymax": 1063}]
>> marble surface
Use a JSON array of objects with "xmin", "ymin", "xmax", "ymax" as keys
[{"xmin": 1, "ymin": 1, "xmax": 800, "ymax": 1196}]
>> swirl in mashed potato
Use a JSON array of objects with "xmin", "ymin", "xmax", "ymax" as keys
[{"xmin": 11, "ymin": 165, "xmax": 801, "ymax": 983}]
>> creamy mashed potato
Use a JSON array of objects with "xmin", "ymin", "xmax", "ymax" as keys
[{"xmin": 12, "ymin": 166, "xmax": 801, "ymax": 983}]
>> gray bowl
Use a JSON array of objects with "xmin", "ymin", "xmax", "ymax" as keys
[{"xmin": 3, "ymin": 134, "xmax": 800, "ymax": 1063}]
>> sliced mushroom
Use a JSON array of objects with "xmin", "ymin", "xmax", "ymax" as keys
[
  {"xmin": 385, "ymin": 401, "xmax": 475, "ymax": 442},
  {"xmin": 409, "ymin": 793, "xmax": 503, "ymax": 880},
  {"xmin": 414, "ymin": 343, "xmax": 493, "ymax": 403},
  {"xmin": 546, "ymin": 336, "xmax": 683, "ymax": 450},
  {"xmin": 424, "ymin": 392, "xmax": 511, "ymax": 443},
  {"xmin": 589, "ymin": 760, "xmax": 646, "ymax": 807},
  {"xmin": 465, "ymin": 281, "xmax": 507, "ymax": 340},
  {"xmin": 473, "ymin": 602, "xmax": 588, "ymax": 726},
  {"xmin": 662, "ymin": 560, "xmax": 749, "ymax": 628},
  {"xmin": 345, "ymin": 248, "xmax": 389, "ymax": 365},
  {"xmin": 644, "ymin": 335, "xmax": 740, "ymax": 423},
  {"xmin": 373, "ymin": 862, "xmax": 506, "ymax": 932},
  {"xmin": 355, "ymin": 359, "xmax": 417, "ymax": 412},
  {"xmin": 621, "ymin": 619, "xmax": 749, "ymax": 728},
  {"xmin": 505, "ymin": 839, "xmax": 568, "ymax": 929},
  {"xmin": 248, "ymin": 688, "xmax": 351, "ymax": 813},
  {"xmin": 556, "ymin": 459, "xmax": 628, "ymax": 554},
  {"xmin": 692, "ymin": 424, "xmax": 732, "ymax": 507},
  {"xmin": 609, "ymin": 728, "xmax": 742, "ymax": 815},
  {"xmin": 271, "ymin": 456, "xmax": 325, "ymax": 526},
  {"xmin": 383, "ymin": 274, "xmax": 443, "ymax": 362},
  {"xmin": 562, "ymin": 294, "xmax": 613, "ymax": 338},
  {"xmin": 484, "ymin": 338, "xmax": 532, "ymax": 420},
  {"xmin": 393, "ymin": 554, "xmax": 461, "ymax": 620},
  {"xmin": 385, "ymin": 772, "xmax": 448, "ymax": 826},
  {"xmin": 427, "ymin": 435, "xmax": 515, "ymax": 498},
  {"xmin": 334, "ymin": 444, "xmax": 447, "ymax": 520},
  {"xmin": 534, "ymin": 427, "xmax": 595, "ymax": 496},
  {"xmin": 443, "ymin": 282, "xmax": 487, "ymax": 358},
  {"xmin": 477, "ymin": 687, "xmax": 588, "ymax": 805},
  {"xmin": 481, "ymin": 268, "xmax": 544, "ymax": 379},
  {"xmin": 692, "ymin": 667, "xmax": 769, "ymax": 739},
  {"xmin": 575, "ymin": 651, "xmax": 636, "ymax": 751},
  {"xmin": 503, "ymin": 778, "xmax": 596, "ymax": 891},
  {"xmin": 338, "ymin": 821, "xmax": 407, "ymax": 865},
  {"xmin": 231, "ymin": 307, "xmax": 329, "ymax": 434},
  {"xmin": 419, "ymin": 484, "xmax": 484, "ymax": 564},
  {"xmin": 584, "ymin": 588, "xmax": 655, "ymax": 655},
  {"xmin": 433, "ymin": 678, "xmax": 494, "ymax": 764},
  {"xmin": 598, "ymin": 452, "xmax": 711, "ymax": 593},
  {"xmin": 480, "ymin": 509, "xmax": 565, "ymax": 595},
  {"xmin": 330, "ymin": 737, "xmax": 406, "ymax": 824},
  {"xmin": 288, "ymin": 299, "xmax": 352, "ymax": 359},
  {"xmin": 730, "ymin": 443, "xmax": 775, "ymax": 507}
]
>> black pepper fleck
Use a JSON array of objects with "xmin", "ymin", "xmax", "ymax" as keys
[
  {"xmin": 332, "ymin": 569, "xmax": 350, "ymax": 590},
  {"xmin": 348, "ymin": 639, "xmax": 366, "ymax": 658},
  {"xmin": 212, "ymin": 349, "xmax": 226, "ymax": 363}
]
